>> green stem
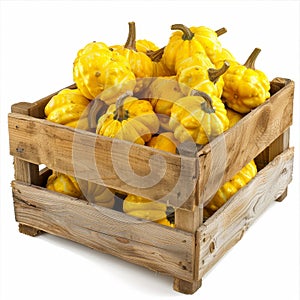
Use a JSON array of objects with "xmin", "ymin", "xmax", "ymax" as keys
[
  {"xmin": 243, "ymin": 48, "xmax": 261, "ymax": 70},
  {"xmin": 124, "ymin": 21, "xmax": 137, "ymax": 51},
  {"xmin": 171, "ymin": 24, "xmax": 194, "ymax": 40},
  {"xmin": 208, "ymin": 61, "xmax": 230, "ymax": 84}
]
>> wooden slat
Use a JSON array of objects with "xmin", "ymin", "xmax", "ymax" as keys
[
  {"xmin": 12, "ymin": 181, "xmax": 194, "ymax": 281},
  {"xmin": 197, "ymin": 147, "xmax": 294, "ymax": 279},
  {"xmin": 198, "ymin": 79, "xmax": 294, "ymax": 206},
  {"xmin": 8, "ymin": 113, "xmax": 198, "ymax": 207}
]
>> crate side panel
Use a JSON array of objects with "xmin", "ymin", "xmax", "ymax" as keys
[
  {"xmin": 198, "ymin": 79, "xmax": 294, "ymax": 205},
  {"xmin": 8, "ymin": 113, "xmax": 198, "ymax": 206},
  {"xmin": 12, "ymin": 181, "xmax": 194, "ymax": 281},
  {"xmin": 197, "ymin": 147, "xmax": 294, "ymax": 279}
]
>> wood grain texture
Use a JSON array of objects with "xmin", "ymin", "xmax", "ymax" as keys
[
  {"xmin": 198, "ymin": 79, "xmax": 294, "ymax": 206},
  {"xmin": 197, "ymin": 147, "xmax": 294, "ymax": 279},
  {"xmin": 8, "ymin": 113, "xmax": 198, "ymax": 207},
  {"xmin": 12, "ymin": 181, "xmax": 194, "ymax": 281}
]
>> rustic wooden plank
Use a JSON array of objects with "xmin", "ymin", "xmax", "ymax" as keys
[
  {"xmin": 198, "ymin": 79, "xmax": 294, "ymax": 206},
  {"xmin": 12, "ymin": 181, "xmax": 194, "ymax": 281},
  {"xmin": 255, "ymin": 130, "xmax": 290, "ymax": 202},
  {"xmin": 8, "ymin": 113, "xmax": 198, "ymax": 207},
  {"xmin": 197, "ymin": 147, "xmax": 294, "ymax": 279},
  {"xmin": 173, "ymin": 278, "xmax": 202, "ymax": 294}
]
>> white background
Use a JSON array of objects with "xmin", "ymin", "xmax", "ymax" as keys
[{"xmin": 0, "ymin": 1, "xmax": 299, "ymax": 299}]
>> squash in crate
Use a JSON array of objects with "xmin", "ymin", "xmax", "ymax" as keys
[
  {"xmin": 222, "ymin": 48, "xmax": 270, "ymax": 113},
  {"xmin": 204, "ymin": 160, "xmax": 258, "ymax": 220},
  {"xmin": 73, "ymin": 40, "xmax": 136, "ymax": 104},
  {"xmin": 96, "ymin": 92, "xmax": 160, "ymax": 144},
  {"xmin": 46, "ymin": 171, "xmax": 82, "ymax": 198},
  {"xmin": 44, "ymin": 88, "xmax": 90, "ymax": 130},
  {"xmin": 169, "ymin": 90, "xmax": 229, "ymax": 145}
]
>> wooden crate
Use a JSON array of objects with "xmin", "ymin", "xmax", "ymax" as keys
[{"xmin": 8, "ymin": 77, "xmax": 294, "ymax": 294}]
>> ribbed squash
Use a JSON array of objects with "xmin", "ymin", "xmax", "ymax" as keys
[
  {"xmin": 114, "ymin": 22, "xmax": 154, "ymax": 79},
  {"xmin": 203, "ymin": 160, "xmax": 257, "ymax": 219},
  {"xmin": 226, "ymin": 108, "xmax": 244, "ymax": 129},
  {"xmin": 169, "ymin": 90, "xmax": 229, "ymax": 145},
  {"xmin": 136, "ymin": 39, "xmax": 159, "ymax": 54},
  {"xmin": 96, "ymin": 92, "xmax": 160, "ymax": 144},
  {"xmin": 44, "ymin": 88, "xmax": 90, "ymax": 130},
  {"xmin": 123, "ymin": 193, "xmax": 174, "ymax": 227},
  {"xmin": 222, "ymin": 48, "xmax": 270, "ymax": 113},
  {"xmin": 73, "ymin": 40, "xmax": 135, "ymax": 104},
  {"xmin": 77, "ymin": 180, "xmax": 115, "ymax": 209},
  {"xmin": 188, "ymin": 26, "xmax": 226, "ymax": 65},
  {"xmin": 46, "ymin": 171, "xmax": 82, "ymax": 198},
  {"xmin": 177, "ymin": 61, "xmax": 230, "ymax": 98},
  {"xmin": 146, "ymin": 132, "xmax": 179, "ymax": 154},
  {"xmin": 162, "ymin": 24, "xmax": 207, "ymax": 74}
]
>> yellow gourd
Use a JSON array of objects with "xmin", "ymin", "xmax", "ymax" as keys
[
  {"xmin": 73, "ymin": 40, "xmax": 136, "ymax": 104},
  {"xmin": 46, "ymin": 171, "xmax": 82, "ymax": 198},
  {"xmin": 169, "ymin": 90, "xmax": 229, "ymax": 145},
  {"xmin": 204, "ymin": 160, "xmax": 257, "ymax": 219},
  {"xmin": 77, "ymin": 180, "xmax": 115, "ymax": 209},
  {"xmin": 96, "ymin": 92, "xmax": 160, "ymax": 144},
  {"xmin": 44, "ymin": 88, "xmax": 90, "ymax": 130},
  {"xmin": 222, "ymin": 48, "xmax": 270, "ymax": 113},
  {"xmin": 146, "ymin": 132, "xmax": 179, "ymax": 154},
  {"xmin": 177, "ymin": 61, "xmax": 230, "ymax": 98}
]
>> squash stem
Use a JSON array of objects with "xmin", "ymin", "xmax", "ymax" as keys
[
  {"xmin": 146, "ymin": 47, "xmax": 165, "ymax": 62},
  {"xmin": 244, "ymin": 48, "xmax": 261, "ymax": 70},
  {"xmin": 124, "ymin": 21, "xmax": 137, "ymax": 51},
  {"xmin": 190, "ymin": 90, "xmax": 215, "ymax": 114},
  {"xmin": 215, "ymin": 27, "xmax": 227, "ymax": 37},
  {"xmin": 171, "ymin": 24, "xmax": 194, "ymax": 40},
  {"xmin": 114, "ymin": 91, "xmax": 132, "ymax": 121},
  {"xmin": 208, "ymin": 61, "xmax": 230, "ymax": 84}
]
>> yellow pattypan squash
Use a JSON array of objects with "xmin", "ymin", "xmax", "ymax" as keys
[
  {"xmin": 162, "ymin": 23, "xmax": 207, "ymax": 74},
  {"xmin": 204, "ymin": 160, "xmax": 257, "ymax": 219},
  {"xmin": 188, "ymin": 26, "xmax": 226, "ymax": 65},
  {"xmin": 169, "ymin": 90, "xmax": 229, "ymax": 145},
  {"xmin": 177, "ymin": 61, "xmax": 230, "ymax": 98},
  {"xmin": 46, "ymin": 171, "xmax": 82, "ymax": 198},
  {"xmin": 96, "ymin": 92, "xmax": 160, "ymax": 144},
  {"xmin": 226, "ymin": 108, "xmax": 244, "ymax": 129},
  {"xmin": 123, "ymin": 194, "xmax": 174, "ymax": 227},
  {"xmin": 44, "ymin": 88, "xmax": 90, "ymax": 130},
  {"xmin": 147, "ymin": 132, "xmax": 179, "ymax": 154},
  {"xmin": 77, "ymin": 180, "xmax": 115, "ymax": 209},
  {"xmin": 73, "ymin": 41, "xmax": 136, "ymax": 104},
  {"xmin": 113, "ymin": 22, "xmax": 154, "ymax": 79},
  {"xmin": 222, "ymin": 48, "xmax": 270, "ymax": 113},
  {"xmin": 135, "ymin": 39, "xmax": 159, "ymax": 54}
]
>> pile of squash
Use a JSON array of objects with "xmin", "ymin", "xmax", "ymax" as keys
[{"xmin": 45, "ymin": 21, "xmax": 271, "ymax": 225}]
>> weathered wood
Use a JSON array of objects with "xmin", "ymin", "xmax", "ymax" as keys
[
  {"xmin": 12, "ymin": 181, "xmax": 194, "ymax": 281},
  {"xmin": 197, "ymin": 147, "xmax": 294, "ymax": 279},
  {"xmin": 255, "ymin": 129, "xmax": 290, "ymax": 202},
  {"xmin": 173, "ymin": 277, "xmax": 202, "ymax": 294},
  {"xmin": 173, "ymin": 193, "xmax": 202, "ymax": 293},
  {"xmin": 8, "ymin": 113, "xmax": 198, "ymax": 207},
  {"xmin": 198, "ymin": 79, "xmax": 294, "ymax": 206},
  {"xmin": 7, "ymin": 77, "xmax": 295, "ymax": 294},
  {"xmin": 19, "ymin": 224, "xmax": 42, "ymax": 236}
]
